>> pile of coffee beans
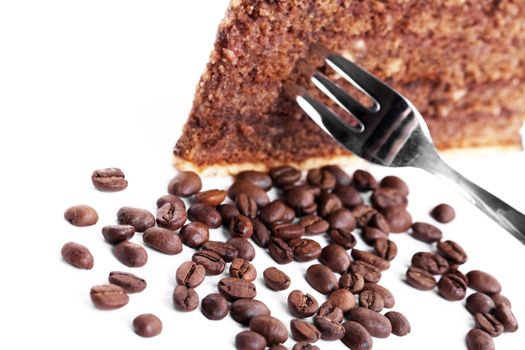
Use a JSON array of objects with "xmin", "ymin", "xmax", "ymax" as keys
[{"xmin": 62, "ymin": 166, "xmax": 518, "ymax": 349}]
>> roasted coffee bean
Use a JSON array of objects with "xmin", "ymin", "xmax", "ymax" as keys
[
  {"xmin": 179, "ymin": 222, "xmax": 209, "ymax": 248},
  {"xmin": 61, "ymin": 242, "xmax": 94, "ymax": 269},
  {"xmin": 437, "ymin": 240, "xmax": 468, "ymax": 264},
  {"xmin": 236, "ymin": 193, "xmax": 258, "ymax": 219},
  {"xmin": 382, "ymin": 206, "xmax": 412, "ymax": 233},
  {"xmin": 293, "ymin": 342, "xmax": 320, "ymax": 350},
  {"xmin": 406, "ymin": 266, "xmax": 437, "ymax": 290},
  {"xmin": 431, "ymin": 203, "xmax": 455, "ymax": 223},
  {"xmin": 466, "ymin": 270, "xmax": 502, "ymax": 294},
  {"xmin": 228, "ymin": 181, "xmax": 270, "ymax": 207},
  {"xmin": 322, "ymin": 165, "xmax": 351, "ymax": 186},
  {"xmin": 317, "ymin": 302, "xmax": 344, "ymax": 323},
  {"xmin": 269, "ymin": 165, "xmax": 301, "ymax": 188},
  {"xmin": 314, "ymin": 313, "xmax": 345, "ymax": 341},
  {"xmin": 268, "ymin": 237, "xmax": 294, "ymax": 264},
  {"xmin": 108, "ymin": 271, "xmax": 146, "ymax": 293},
  {"xmin": 249, "ymin": 315, "xmax": 289, "ymax": 346},
  {"xmin": 371, "ymin": 188, "xmax": 408, "ymax": 212},
  {"xmin": 236, "ymin": 170, "xmax": 273, "ymax": 191},
  {"xmin": 192, "ymin": 250, "xmax": 225, "ymax": 275},
  {"xmin": 217, "ymin": 203, "xmax": 240, "ymax": 224},
  {"xmin": 229, "ymin": 215, "xmax": 254, "ymax": 239},
  {"xmin": 411, "ymin": 252, "xmax": 449, "ymax": 275},
  {"xmin": 101, "ymin": 225, "xmax": 135, "ymax": 244},
  {"xmin": 349, "ymin": 260, "xmax": 381, "ymax": 283},
  {"xmin": 64, "ymin": 205, "xmax": 98, "ymax": 227},
  {"xmin": 374, "ymin": 238, "xmax": 397, "ymax": 261},
  {"xmin": 385, "ymin": 311, "xmax": 410, "ymax": 336},
  {"xmin": 263, "ymin": 267, "xmax": 291, "ymax": 291},
  {"xmin": 271, "ymin": 222, "xmax": 305, "ymax": 241},
  {"xmin": 305, "ymin": 264, "xmax": 338, "ymax": 295},
  {"xmin": 290, "ymin": 319, "xmax": 321, "ymax": 342},
  {"xmin": 91, "ymin": 167, "xmax": 128, "ymax": 191},
  {"xmin": 218, "ymin": 277, "xmax": 257, "ymax": 301},
  {"xmin": 341, "ymin": 321, "xmax": 373, "ymax": 350},
  {"xmin": 117, "ymin": 206, "xmax": 155, "ymax": 232},
  {"xmin": 317, "ymin": 192, "xmax": 343, "ymax": 217},
  {"xmin": 175, "ymin": 261, "xmax": 205, "ymax": 288},
  {"xmin": 491, "ymin": 294, "xmax": 512, "ymax": 309},
  {"xmin": 327, "ymin": 288, "xmax": 355, "ymax": 313},
  {"xmin": 230, "ymin": 257, "xmax": 257, "ymax": 281},
  {"xmin": 410, "ymin": 222, "xmax": 442, "ymax": 243},
  {"xmin": 201, "ymin": 293, "xmax": 229, "ymax": 320},
  {"xmin": 326, "ymin": 208, "xmax": 356, "ymax": 231},
  {"xmin": 319, "ymin": 244, "xmax": 350, "ymax": 273},
  {"xmin": 466, "ymin": 329, "xmax": 495, "ymax": 350},
  {"xmin": 230, "ymin": 299, "xmax": 271, "ymax": 325},
  {"xmin": 168, "ymin": 171, "xmax": 202, "ymax": 197},
  {"xmin": 114, "ymin": 241, "xmax": 148, "ymax": 267},
  {"xmin": 227, "ymin": 237, "xmax": 256, "ymax": 261},
  {"xmin": 475, "ymin": 312, "xmax": 504, "ymax": 337},
  {"xmin": 235, "ymin": 330, "xmax": 267, "ymax": 350},
  {"xmin": 466, "ymin": 292, "xmax": 496, "ymax": 315},
  {"xmin": 379, "ymin": 175, "xmax": 409, "ymax": 196},
  {"xmin": 173, "ymin": 285, "xmax": 199, "ymax": 311},
  {"xmin": 368, "ymin": 212, "xmax": 391, "ymax": 233},
  {"xmin": 339, "ymin": 272, "xmax": 365, "ymax": 294},
  {"xmin": 351, "ymin": 249, "xmax": 390, "ymax": 271},
  {"xmin": 352, "ymin": 205, "xmax": 378, "ymax": 228},
  {"xmin": 252, "ymin": 219, "xmax": 270, "ymax": 248},
  {"xmin": 133, "ymin": 314, "xmax": 162, "ymax": 337},
  {"xmin": 142, "ymin": 227, "xmax": 182, "ymax": 255},
  {"xmin": 494, "ymin": 303, "xmax": 518, "ymax": 332},
  {"xmin": 359, "ymin": 289, "xmax": 384, "ymax": 312},
  {"xmin": 288, "ymin": 290, "xmax": 319, "ymax": 318},
  {"xmin": 156, "ymin": 202, "xmax": 187, "ymax": 230},
  {"xmin": 284, "ymin": 186, "xmax": 317, "ymax": 215},
  {"xmin": 348, "ymin": 307, "xmax": 392, "ymax": 338},
  {"xmin": 187, "ymin": 203, "xmax": 222, "ymax": 228},
  {"xmin": 438, "ymin": 273, "xmax": 467, "ymax": 301},
  {"xmin": 333, "ymin": 185, "xmax": 363, "ymax": 209},
  {"xmin": 447, "ymin": 267, "xmax": 469, "ymax": 284},
  {"xmin": 352, "ymin": 170, "xmax": 378, "ymax": 192},
  {"xmin": 307, "ymin": 168, "xmax": 336, "ymax": 190},
  {"xmin": 329, "ymin": 228, "xmax": 357, "ymax": 249},
  {"xmin": 362, "ymin": 283, "xmax": 395, "ymax": 308},
  {"xmin": 289, "ymin": 238, "xmax": 321, "ymax": 262},
  {"xmin": 201, "ymin": 240, "xmax": 238, "ymax": 262},
  {"xmin": 259, "ymin": 200, "xmax": 289, "ymax": 224},
  {"xmin": 282, "ymin": 205, "xmax": 297, "ymax": 222},
  {"xmin": 90, "ymin": 284, "xmax": 129, "ymax": 310},
  {"xmin": 195, "ymin": 189, "xmax": 227, "ymax": 207},
  {"xmin": 299, "ymin": 215, "xmax": 329, "ymax": 235},
  {"xmin": 156, "ymin": 194, "xmax": 185, "ymax": 209}
]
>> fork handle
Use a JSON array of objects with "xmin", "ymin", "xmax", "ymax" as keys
[{"xmin": 418, "ymin": 154, "xmax": 525, "ymax": 244}]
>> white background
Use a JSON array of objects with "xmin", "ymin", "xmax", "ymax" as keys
[{"xmin": 0, "ymin": 1, "xmax": 524, "ymax": 349}]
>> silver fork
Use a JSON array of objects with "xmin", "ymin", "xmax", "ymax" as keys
[{"xmin": 292, "ymin": 51, "xmax": 525, "ymax": 244}]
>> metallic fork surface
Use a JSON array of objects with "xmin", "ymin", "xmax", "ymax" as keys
[{"xmin": 294, "ymin": 52, "xmax": 525, "ymax": 244}]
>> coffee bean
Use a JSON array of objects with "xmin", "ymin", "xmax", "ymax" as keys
[
  {"xmin": 374, "ymin": 238, "xmax": 397, "ymax": 261},
  {"xmin": 371, "ymin": 188, "xmax": 408, "ymax": 212},
  {"xmin": 192, "ymin": 250, "xmax": 225, "ymax": 275},
  {"xmin": 179, "ymin": 222, "xmax": 209, "ymax": 248},
  {"xmin": 431, "ymin": 203, "xmax": 455, "ymax": 223},
  {"xmin": 475, "ymin": 312, "xmax": 504, "ymax": 337},
  {"xmin": 383, "ymin": 206, "xmax": 412, "ymax": 233},
  {"xmin": 352, "ymin": 170, "xmax": 378, "ymax": 191},
  {"xmin": 352, "ymin": 205, "xmax": 378, "ymax": 228},
  {"xmin": 293, "ymin": 342, "xmax": 320, "ymax": 350},
  {"xmin": 90, "ymin": 284, "xmax": 129, "ymax": 310},
  {"xmin": 117, "ymin": 206, "xmax": 155, "ymax": 232},
  {"xmin": 236, "ymin": 193, "xmax": 258, "ymax": 219},
  {"xmin": 317, "ymin": 192, "xmax": 342, "ymax": 217},
  {"xmin": 339, "ymin": 272, "xmax": 365, "ymax": 294},
  {"xmin": 156, "ymin": 202, "xmax": 187, "ymax": 230},
  {"xmin": 466, "ymin": 329, "xmax": 495, "ymax": 350},
  {"xmin": 259, "ymin": 200, "xmax": 289, "ymax": 224},
  {"xmin": 249, "ymin": 315, "xmax": 289, "ymax": 345},
  {"xmin": 410, "ymin": 222, "xmax": 442, "ymax": 243},
  {"xmin": 142, "ymin": 227, "xmax": 182, "ymax": 255},
  {"xmin": 91, "ymin": 168, "xmax": 128, "ymax": 191},
  {"xmin": 349, "ymin": 260, "xmax": 381, "ymax": 283},
  {"xmin": 307, "ymin": 168, "xmax": 336, "ymax": 190},
  {"xmin": 156, "ymin": 194, "xmax": 185, "ymax": 209},
  {"xmin": 187, "ymin": 203, "xmax": 222, "ymax": 228},
  {"xmin": 322, "ymin": 165, "xmax": 351, "ymax": 186},
  {"xmin": 269, "ymin": 165, "xmax": 301, "ymax": 188},
  {"xmin": 114, "ymin": 241, "xmax": 148, "ymax": 267},
  {"xmin": 271, "ymin": 222, "xmax": 305, "ymax": 241},
  {"xmin": 362, "ymin": 283, "xmax": 395, "ymax": 308},
  {"xmin": 175, "ymin": 261, "xmax": 206, "ymax": 288},
  {"xmin": 379, "ymin": 175, "xmax": 409, "ymax": 196},
  {"xmin": 351, "ymin": 249, "xmax": 390, "ymax": 271},
  {"xmin": 290, "ymin": 319, "xmax": 321, "ymax": 342},
  {"xmin": 263, "ymin": 267, "xmax": 291, "ymax": 291},
  {"xmin": 230, "ymin": 299, "xmax": 271, "ymax": 325},
  {"xmin": 289, "ymin": 238, "xmax": 322, "ymax": 262},
  {"xmin": 284, "ymin": 186, "xmax": 317, "ymax": 215},
  {"xmin": 348, "ymin": 307, "xmax": 392, "ymax": 338},
  {"xmin": 385, "ymin": 311, "xmax": 410, "ymax": 336},
  {"xmin": 235, "ymin": 330, "xmax": 267, "ymax": 350},
  {"xmin": 314, "ymin": 313, "xmax": 345, "ymax": 341},
  {"xmin": 173, "ymin": 285, "xmax": 199, "ymax": 311},
  {"xmin": 195, "ymin": 189, "xmax": 227, "ymax": 207},
  {"xmin": 270, "ymin": 344, "xmax": 288, "ymax": 350},
  {"xmin": 491, "ymin": 294, "xmax": 512, "ymax": 309},
  {"xmin": 217, "ymin": 203, "xmax": 240, "ymax": 224},
  {"xmin": 317, "ymin": 302, "xmax": 344, "ymax": 323},
  {"xmin": 328, "ymin": 228, "xmax": 357, "ymax": 249},
  {"xmin": 268, "ymin": 237, "xmax": 294, "ymax": 264},
  {"xmin": 406, "ymin": 266, "xmax": 437, "ymax": 290},
  {"xmin": 333, "ymin": 185, "xmax": 363, "ymax": 209},
  {"xmin": 305, "ymin": 264, "xmax": 338, "ymax": 295},
  {"xmin": 101, "ymin": 225, "xmax": 135, "ymax": 244},
  {"xmin": 228, "ymin": 181, "xmax": 270, "ymax": 207},
  {"xmin": 218, "ymin": 277, "xmax": 257, "ymax": 302},
  {"xmin": 168, "ymin": 171, "xmax": 202, "ymax": 197},
  {"xmin": 108, "ymin": 271, "xmax": 147, "ymax": 293},
  {"xmin": 319, "ymin": 244, "xmax": 350, "ymax": 273},
  {"xmin": 201, "ymin": 240, "xmax": 238, "ymax": 262},
  {"xmin": 326, "ymin": 208, "xmax": 356, "ymax": 231},
  {"xmin": 236, "ymin": 170, "xmax": 273, "ymax": 191},
  {"xmin": 494, "ymin": 303, "xmax": 518, "ymax": 332},
  {"xmin": 466, "ymin": 270, "xmax": 502, "ymax": 294},
  {"xmin": 299, "ymin": 215, "xmax": 329, "ymax": 235},
  {"xmin": 61, "ymin": 242, "xmax": 94, "ymax": 269},
  {"xmin": 230, "ymin": 257, "xmax": 257, "ymax": 281},
  {"xmin": 201, "ymin": 293, "xmax": 229, "ymax": 320},
  {"xmin": 327, "ymin": 288, "xmax": 355, "ymax": 313},
  {"xmin": 411, "ymin": 252, "xmax": 449, "ymax": 275},
  {"xmin": 438, "ymin": 272, "xmax": 467, "ymax": 301},
  {"xmin": 466, "ymin": 292, "xmax": 496, "ymax": 315},
  {"xmin": 227, "ymin": 237, "xmax": 256, "ymax": 261},
  {"xmin": 437, "ymin": 240, "xmax": 468, "ymax": 264},
  {"xmin": 341, "ymin": 321, "xmax": 373, "ymax": 350},
  {"xmin": 64, "ymin": 205, "xmax": 98, "ymax": 227},
  {"xmin": 359, "ymin": 289, "xmax": 384, "ymax": 312},
  {"xmin": 252, "ymin": 219, "xmax": 270, "ymax": 248},
  {"xmin": 368, "ymin": 212, "xmax": 391, "ymax": 233},
  {"xmin": 229, "ymin": 215, "xmax": 254, "ymax": 239},
  {"xmin": 133, "ymin": 314, "xmax": 162, "ymax": 337},
  {"xmin": 288, "ymin": 290, "xmax": 319, "ymax": 318}
]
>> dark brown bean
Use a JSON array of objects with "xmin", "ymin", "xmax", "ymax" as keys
[
  {"xmin": 114, "ymin": 241, "xmax": 148, "ymax": 267},
  {"xmin": 259, "ymin": 200, "xmax": 289, "ymax": 224},
  {"xmin": 352, "ymin": 205, "xmax": 378, "ymax": 228},
  {"xmin": 437, "ymin": 240, "xmax": 468, "ymax": 264},
  {"xmin": 352, "ymin": 170, "xmax": 378, "ymax": 192},
  {"xmin": 192, "ymin": 250, "xmax": 225, "ymax": 275},
  {"xmin": 319, "ymin": 244, "xmax": 350, "ymax": 273},
  {"xmin": 494, "ymin": 303, "xmax": 518, "ymax": 332},
  {"xmin": 217, "ymin": 203, "xmax": 240, "ymax": 224},
  {"xmin": 133, "ymin": 314, "xmax": 162, "ymax": 337},
  {"xmin": 235, "ymin": 330, "xmax": 267, "ymax": 350},
  {"xmin": 168, "ymin": 171, "xmax": 202, "ymax": 197},
  {"xmin": 374, "ymin": 238, "xmax": 397, "ymax": 261},
  {"xmin": 252, "ymin": 218, "xmax": 270, "ymax": 248},
  {"xmin": 289, "ymin": 238, "xmax": 322, "ymax": 262},
  {"xmin": 371, "ymin": 188, "xmax": 408, "ymax": 212},
  {"xmin": 293, "ymin": 342, "xmax": 320, "ymax": 350},
  {"xmin": 491, "ymin": 294, "xmax": 512, "ymax": 309},
  {"xmin": 329, "ymin": 228, "xmax": 357, "ymax": 249},
  {"xmin": 187, "ymin": 203, "xmax": 222, "ymax": 228},
  {"xmin": 438, "ymin": 273, "xmax": 467, "ymax": 301},
  {"xmin": 305, "ymin": 264, "xmax": 338, "ymax": 295},
  {"xmin": 362, "ymin": 225, "xmax": 389, "ymax": 245},
  {"xmin": 385, "ymin": 311, "xmax": 411, "ymax": 336},
  {"xmin": 317, "ymin": 192, "xmax": 343, "ymax": 217},
  {"xmin": 218, "ymin": 277, "xmax": 257, "ymax": 302},
  {"xmin": 156, "ymin": 194, "xmax": 185, "ymax": 209},
  {"xmin": 307, "ymin": 168, "xmax": 336, "ymax": 190},
  {"xmin": 466, "ymin": 329, "xmax": 495, "ymax": 350},
  {"xmin": 359, "ymin": 289, "xmax": 384, "ymax": 312},
  {"xmin": 379, "ymin": 176, "xmax": 409, "ymax": 196},
  {"xmin": 431, "ymin": 203, "xmax": 455, "ymax": 223},
  {"xmin": 326, "ymin": 208, "xmax": 356, "ymax": 231},
  {"xmin": 322, "ymin": 165, "xmax": 351, "ymax": 186},
  {"xmin": 466, "ymin": 270, "xmax": 502, "ymax": 294},
  {"xmin": 383, "ymin": 206, "xmax": 412, "ymax": 233},
  {"xmin": 271, "ymin": 222, "xmax": 305, "ymax": 241},
  {"xmin": 156, "ymin": 202, "xmax": 187, "ymax": 230},
  {"xmin": 268, "ymin": 237, "xmax": 294, "ymax": 264},
  {"xmin": 341, "ymin": 321, "xmax": 373, "ymax": 350},
  {"xmin": 284, "ymin": 186, "xmax": 317, "ymax": 215},
  {"xmin": 333, "ymin": 185, "xmax": 363, "ymax": 209},
  {"xmin": 179, "ymin": 222, "xmax": 209, "ymax": 248},
  {"xmin": 117, "ymin": 206, "xmax": 155, "ymax": 232},
  {"xmin": 230, "ymin": 257, "xmax": 257, "ymax": 281},
  {"xmin": 348, "ymin": 307, "xmax": 392, "ymax": 338},
  {"xmin": 61, "ymin": 242, "xmax": 94, "ymax": 269},
  {"xmin": 411, "ymin": 222, "xmax": 443, "ymax": 243},
  {"xmin": 101, "ymin": 225, "xmax": 135, "ymax": 244},
  {"xmin": 327, "ymin": 288, "xmax": 355, "ymax": 313},
  {"xmin": 349, "ymin": 260, "xmax": 381, "ymax": 283},
  {"xmin": 466, "ymin": 292, "xmax": 496, "ymax": 315},
  {"xmin": 173, "ymin": 285, "xmax": 199, "ymax": 311},
  {"xmin": 339, "ymin": 272, "xmax": 365, "ymax": 294},
  {"xmin": 317, "ymin": 302, "xmax": 344, "ymax": 323},
  {"xmin": 411, "ymin": 252, "xmax": 449, "ymax": 275},
  {"xmin": 236, "ymin": 170, "xmax": 273, "ymax": 191},
  {"xmin": 368, "ymin": 212, "xmax": 391, "ymax": 233},
  {"xmin": 91, "ymin": 168, "xmax": 128, "ymax": 191},
  {"xmin": 269, "ymin": 166, "xmax": 301, "ymax": 188},
  {"xmin": 288, "ymin": 290, "xmax": 319, "ymax": 318},
  {"xmin": 227, "ymin": 237, "xmax": 256, "ymax": 261},
  {"xmin": 351, "ymin": 249, "xmax": 390, "ymax": 271},
  {"xmin": 175, "ymin": 261, "xmax": 205, "ymax": 288},
  {"xmin": 201, "ymin": 293, "xmax": 229, "ymax": 320},
  {"xmin": 228, "ymin": 181, "xmax": 270, "ymax": 207},
  {"xmin": 108, "ymin": 271, "xmax": 147, "ymax": 293},
  {"xmin": 290, "ymin": 319, "xmax": 321, "ymax": 342},
  {"xmin": 406, "ymin": 266, "xmax": 437, "ymax": 290},
  {"xmin": 142, "ymin": 227, "xmax": 182, "ymax": 255},
  {"xmin": 64, "ymin": 205, "xmax": 98, "ymax": 227},
  {"xmin": 263, "ymin": 267, "xmax": 291, "ymax": 291},
  {"xmin": 475, "ymin": 312, "xmax": 504, "ymax": 337},
  {"xmin": 90, "ymin": 284, "xmax": 129, "ymax": 310},
  {"xmin": 362, "ymin": 283, "xmax": 395, "ymax": 308},
  {"xmin": 230, "ymin": 299, "xmax": 271, "ymax": 325},
  {"xmin": 229, "ymin": 215, "xmax": 254, "ymax": 239},
  {"xmin": 249, "ymin": 315, "xmax": 289, "ymax": 346},
  {"xmin": 236, "ymin": 193, "xmax": 258, "ymax": 219},
  {"xmin": 195, "ymin": 189, "xmax": 227, "ymax": 207},
  {"xmin": 299, "ymin": 215, "xmax": 329, "ymax": 235},
  {"xmin": 201, "ymin": 240, "xmax": 238, "ymax": 262},
  {"xmin": 314, "ymin": 314, "xmax": 345, "ymax": 341}
]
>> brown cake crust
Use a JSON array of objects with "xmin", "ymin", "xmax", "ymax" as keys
[{"xmin": 175, "ymin": 0, "xmax": 525, "ymax": 174}]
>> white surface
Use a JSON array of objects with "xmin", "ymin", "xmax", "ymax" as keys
[{"xmin": 0, "ymin": 1, "xmax": 524, "ymax": 349}]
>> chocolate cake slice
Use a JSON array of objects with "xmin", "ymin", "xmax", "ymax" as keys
[{"xmin": 175, "ymin": 0, "xmax": 525, "ymax": 175}]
